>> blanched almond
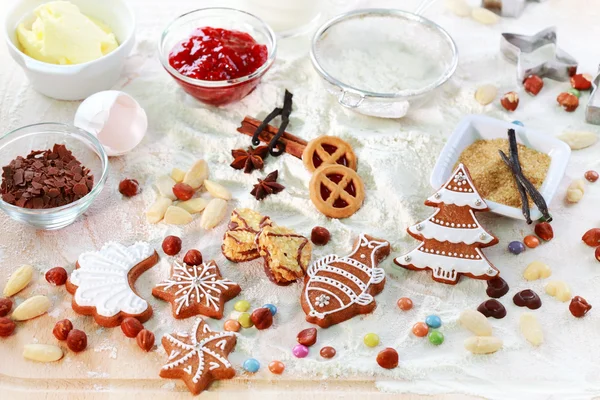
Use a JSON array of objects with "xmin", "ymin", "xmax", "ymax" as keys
[
  {"xmin": 445, "ymin": 0, "xmax": 471, "ymax": 17},
  {"xmin": 204, "ymin": 180, "xmax": 232, "ymax": 200},
  {"xmin": 146, "ymin": 197, "xmax": 172, "ymax": 224},
  {"xmin": 183, "ymin": 160, "xmax": 209, "ymax": 189},
  {"xmin": 471, "ymin": 7, "xmax": 498, "ymax": 24},
  {"xmin": 459, "ymin": 309, "xmax": 492, "ymax": 336},
  {"xmin": 171, "ymin": 168, "xmax": 186, "ymax": 183},
  {"xmin": 23, "ymin": 344, "xmax": 63, "ymax": 362},
  {"xmin": 155, "ymin": 175, "xmax": 177, "ymax": 200},
  {"xmin": 475, "ymin": 84, "xmax": 497, "ymax": 105},
  {"xmin": 4, "ymin": 264, "xmax": 34, "ymax": 297},
  {"xmin": 12, "ymin": 295, "xmax": 51, "ymax": 321},
  {"xmin": 177, "ymin": 198, "xmax": 208, "ymax": 214},
  {"xmin": 557, "ymin": 131, "xmax": 598, "ymax": 150},
  {"xmin": 200, "ymin": 198, "xmax": 228, "ymax": 230},
  {"xmin": 566, "ymin": 179, "xmax": 585, "ymax": 203},
  {"xmin": 163, "ymin": 206, "xmax": 193, "ymax": 225},
  {"xmin": 464, "ymin": 336, "xmax": 503, "ymax": 354},
  {"xmin": 520, "ymin": 312, "xmax": 543, "ymax": 346}
]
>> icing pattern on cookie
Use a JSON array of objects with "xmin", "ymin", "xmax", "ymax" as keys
[
  {"xmin": 71, "ymin": 242, "xmax": 155, "ymax": 317},
  {"xmin": 426, "ymin": 168, "xmax": 487, "ymax": 210},
  {"xmin": 408, "ymin": 209, "xmax": 495, "ymax": 245}
]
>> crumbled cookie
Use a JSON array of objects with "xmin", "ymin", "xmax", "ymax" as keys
[
  {"xmin": 257, "ymin": 225, "xmax": 312, "ymax": 284},
  {"xmin": 222, "ymin": 208, "xmax": 271, "ymax": 262}
]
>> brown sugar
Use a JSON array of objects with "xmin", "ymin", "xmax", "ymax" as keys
[{"xmin": 457, "ymin": 139, "xmax": 550, "ymax": 208}]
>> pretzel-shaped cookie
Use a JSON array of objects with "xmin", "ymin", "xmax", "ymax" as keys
[
  {"xmin": 302, "ymin": 136, "xmax": 357, "ymax": 172},
  {"xmin": 309, "ymin": 165, "xmax": 365, "ymax": 219}
]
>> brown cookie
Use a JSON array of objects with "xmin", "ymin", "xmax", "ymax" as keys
[
  {"xmin": 222, "ymin": 208, "xmax": 272, "ymax": 262},
  {"xmin": 302, "ymin": 135, "xmax": 358, "ymax": 172},
  {"xmin": 309, "ymin": 164, "xmax": 365, "ymax": 219},
  {"xmin": 160, "ymin": 318, "xmax": 237, "ymax": 395},
  {"xmin": 257, "ymin": 224, "xmax": 312, "ymax": 284},
  {"xmin": 152, "ymin": 260, "xmax": 241, "ymax": 320},
  {"xmin": 66, "ymin": 242, "xmax": 158, "ymax": 328},
  {"xmin": 301, "ymin": 234, "xmax": 390, "ymax": 328},
  {"xmin": 394, "ymin": 163, "xmax": 500, "ymax": 284}
]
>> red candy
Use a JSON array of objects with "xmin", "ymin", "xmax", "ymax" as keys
[{"xmin": 569, "ymin": 296, "xmax": 592, "ymax": 318}]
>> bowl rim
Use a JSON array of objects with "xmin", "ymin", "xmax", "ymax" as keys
[
  {"xmin": 310, "ymin": 8, "xmax": 459, "ymax": 99},
  {"xmin": 157, "ymin": 7, "xmax": 278, "ymax": 88},
  {"xmin": 0, "ymin": 122, "xmax": 109, "ymax": 216}
]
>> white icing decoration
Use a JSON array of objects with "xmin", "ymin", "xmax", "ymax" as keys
[
  {"xmin": 408, "ymin": 209, "xmax": 495, "ymax": 245},
  {"xmin": 304, "ymin": 234, "xmax": 387, "ymax": 320},
  {"xmin": 427, "ymin": 164, "xmax": 488, "ymax": 209},
  {"xmin": 155, "ymin": 261, "xmax": 237, "ymax": 315},
  {"xmin": 71, "ymin": 242, "xmax": 155, "ymax": 318}
]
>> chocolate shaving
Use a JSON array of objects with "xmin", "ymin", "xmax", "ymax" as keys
[
  {"xmin": 251, "ymin": 170, "xmax": 285, "ymax": 201},
  {"xmin": 506, "ymin": 129, "xmax": 532, "ymax": 224}
]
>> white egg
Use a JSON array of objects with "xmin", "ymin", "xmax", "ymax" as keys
[{"xmin": 74, "ymin": 90, "xmax": 147, "ymax": 156}]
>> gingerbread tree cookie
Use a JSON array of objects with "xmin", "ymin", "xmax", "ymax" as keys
[
  {"xmin": 160, "ymin": 318, "xmax": 237, "ymax": 395},
  {"xmin": 394, "ymin": 163, "xmax": 500, "ymax": 284},
  {"xmin": 152, "ymin": 260, "xmax": 241, "ymax": 320}
]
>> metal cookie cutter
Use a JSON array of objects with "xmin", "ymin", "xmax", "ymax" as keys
[
  {"xmin": 500, "ymin": 27, "xmax": 578, "ymax": 83},
  {"xmin": 482, "ymin": 0, "xmax": 547, "ymax": 18},
  {"xmin": 586, "ymin": 66, "xmax": 600, "ymax": 125}
]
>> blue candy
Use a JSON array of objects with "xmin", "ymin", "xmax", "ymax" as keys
[
  {"xmin": 512, "ymin": 120, "xmax": 524, "ymax": 126},
  {"xmin": 508, "ymin": 241, "xmax": 525, "ymax": 255},
  {"xmin": 243, "ymin": 358, "xmax": 260, "ymax": 373},
  {"xmin": 263, "ymin": 303, "xmax": 277, "ymax": 316},
  {"xmin": 425, "ymin": 315, "xmax": 442, "ymax": 329}
]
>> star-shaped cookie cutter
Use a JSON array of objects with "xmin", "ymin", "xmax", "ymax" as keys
[
  {"xmin": 586, "ymin": 66, "xmax": 600, "ymax": 125},
  {"xmin": 500, "ymin": 27, "xmax": 578, "ymax": 82}
]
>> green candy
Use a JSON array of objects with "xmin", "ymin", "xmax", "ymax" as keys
[
  {"xmin": 234, "ymin": 300, "xmax": 251, "ymax": 312},
  {"xmin": 363, "ymin": 333, "xmax": 380, "ymax": 348},
  {"xmin": 567, "ymin": 88, "xmax": 581, "ymax": 98},
  {"xmin": 538, "ymin": 214, "xmax": 553, "ymax": 223},
  {"xmin": 428, "ymin": 330, "xmax": 444, "ymax": 345}
]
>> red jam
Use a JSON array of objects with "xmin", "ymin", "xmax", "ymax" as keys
[{"xmin": 169, "ymin": 27, "xmax": 268, "ymax": 81}]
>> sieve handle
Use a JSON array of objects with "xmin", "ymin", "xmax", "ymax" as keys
[
  {"xmin": 338, "ymin": 90, "xmax": 365, "ymax": 108},
  {"xmin": 413, "ymin": 0, "xmax": 438, "ymax": 15}
]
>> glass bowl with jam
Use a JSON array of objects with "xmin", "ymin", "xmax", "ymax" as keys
[{"xmin": 159, "ymin": 7, "xmax": 277, "ymax": 106}]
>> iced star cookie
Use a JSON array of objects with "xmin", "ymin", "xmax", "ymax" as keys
[
  {"xmin": 160, "ymin": 318, "xmax": 237, "ymax": 395},
  {"xmin": 222, "ymin": 208, "xmax": 272, "ymax": 262},
  {"xmin": 66, "ymin": 242, "xmax": 159, "ymax": 328},
  {"xmin": 257, "ymin": 224, "xmax": 312, "ymax": 285},
  {"xmin": 152, "ymin": 260, "xmax": 241, "ymax": 320},
  {"xmin": 301, "ymin": 234, "xmax": 390, "ymax": 328}
]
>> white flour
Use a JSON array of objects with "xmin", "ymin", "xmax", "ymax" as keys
[{"xmin": 1, "ymin": 0, "xmax": 600, "ymax": 399}]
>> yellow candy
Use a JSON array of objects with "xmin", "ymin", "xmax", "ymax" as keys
[
  {"xmin": 363, "ymin": 333, "xmax": 380, "ymax": 347},
  {"xmin": 238, "ymin": 312, "xmax": 253, "ymax": 328},
  {"xmin": 234, "ymin": 300, "xmax": 251, "ymax": 312}
]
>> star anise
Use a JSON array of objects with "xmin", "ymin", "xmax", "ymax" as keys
[
  {"xmin": 251, "ymin": 170, "xmax": 285, "ymax": 201},
  {"xmin": 230, "ymin": 146, "xmax": 269, "ymax": 174}
]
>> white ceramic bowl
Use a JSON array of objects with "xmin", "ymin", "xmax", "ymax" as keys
[
  {"xmin": 431, "ymin": 115, "xmax": 571, "ymax": 221},
  {"xmin": 4, "ymin": 0, "xmax": 136, "ymax": 101}
]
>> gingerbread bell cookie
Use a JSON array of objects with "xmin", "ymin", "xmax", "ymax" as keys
[
  {"xmin": 66, "ymin": 242, "xmax": 159, "ymax": 327},
  {"xmin": 153, "ymin": 260, "xmax": 241, "ymax": 320},
  {"xmin": 222, "ymin": 208, "xmax": 272, "ymax": 262},
  {"xmin": 302, "ymin": 135, "xmax": 357, "ymax": 172},
  {"xmin": 394, "ymin": 163, "xmax": 500, "ymax": 285},
  {"xmin": 301, "ymin": 234, "xmax": 390, "ymax": 328},
  {"xmin": 309, "ymin": 164, "xmax": 365, "ymax": 219},
  {"xmin": 160, "ymin": 318, "xmax": 237, "ymax": 395}
]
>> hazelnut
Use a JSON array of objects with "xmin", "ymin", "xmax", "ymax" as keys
[
  {"xmin": 582, "ymin": 228, "xmax": 600, "ymax": 247},
  {"xmin": 557, "ymin": 92, "xmax": 579, "ymax": 112},
  {"xmin": 534, "ymin": 222, "xmax": 554, "ymax": 241},
  {"xmin": 500, "ymin": 91, "xmax": 519, "ymax": 111},
  {"xmin": 296, "ymin": 328, "xmax": 317, "ymax": 347},
  {"xmin": 121, "ymin": 317, "xmax": 144, "ymax": 338},
  {"xmin": 569, "ymin": 296, "xmax": 592, "ymax": 318},
  {"xmin": 45, "ymin": 267, "xmax": 68, "ymax": 286},
  {"xmin": 596, "ymin": 247, "xmax": 600, "ymax": 263},
  {"xmin": 523, "ymin": 74, "xmax": 543, "ymax": 96},
  {"xmin": 183, "ymin": 249, "xmax": 203, "ymax": 266},
  {"xmin": 118, "ymin": 178, "xmax": 139, "ymax": 197},
  {"xmin": 172, "ymin": 183, "xmax": 195, "ymax": 201},
  {"xmin": 53, "ymin": 319, "xmax": 73, "ymax": 341},
  {"xmin": 136, "ymin": 329, "xmax": 155, "ymax": 352},
  {"xmin": 0, "ymin": 298, "xmax": 13, "ymax": 317},
  {"xmin": 585, "ymin": 170, "xmax": 599, "ymax": 183},
  {"xmin": 0, "ymin": 317, "xmax": 16, "ymax": 337},
  {"xmin": 311, "ymin": 226, "xmax": 331, "ymax": 246},
  {"xmin": 570, "ymin": 73, "xmax": 593, "ymax": 90},
  {"xmin": 162, "ymin": 235, "xmax": 182, "ymax": 256},
  {"xmin": 67, "ymin": 329, "xmax": 87, "ymax": 352},
  {"xmin": 376, "ymin": 347, "xmax": 399, "ymax": 369},
  {"xmin": 250, "ymin": 307, "xmax": 273, "ymax": 330}
]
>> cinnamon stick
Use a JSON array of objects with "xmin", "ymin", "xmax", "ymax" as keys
[{"xmin": 237, "ymin": 116, "xmax": 307, "ymax": 159}]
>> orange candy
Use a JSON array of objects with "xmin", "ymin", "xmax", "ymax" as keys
[
  {"xmin": 268, "ymin": 360, "xmax": 285, "ymax": 374},
  {"xmin": 224, "ymin": 319, "xmax": 241, "ymax": 332},
  {"xmin": 397, "ymin": 297, "xmax": 413, "ymax": 311},
  {"xmin": 412, "ymin": 322, "xmax": 429, "ymax": 337},
  {"xmin": 524, "ymin": 235, "xmax": 540, "ymax": 248}
]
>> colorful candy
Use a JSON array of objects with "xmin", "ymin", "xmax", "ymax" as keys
[
  {"xmin": 567, "ymin": 88, "xmax": 581, "ymax": 98},
  {"xmin": 263, "ymin": 303, "xmax": 277, "ymax": 316},
  {"xmin": 238, "ymin": 312, "xmax": 253, "ymax": 328},
  {"xmin": 268, "ymin": 360, "xmax": 285, "ymax": 374},
  {"xmin": 363, "ymin": 333, "xmax": 380, "ymax": 347},
  {"xmin": 397, "ymin": 297, "xmax": 413, "ymax": 311},
  {"xmin": 428, "ymin": 330, "xmax": 444, "ymax": 345},
  {"xmin": 523, "ymin": 235, "xmax": 540, "ymax": 248},
  {"xmin": 234, "ymin": 300, "xmax": 251, "ymax": 312},
  {"xmin": 412, "ymin": 322, "xmax": 429, "ymax": 337},
  {"xmin": 223, "ymin": 319, "xmax": 241, "ymax": 332},
  {"xmin": 425, "ymin": 315, "xmax": 442, "ymax": 329},
  {"xmin": 511, "ymin": 120, "xmax": 524, "ymax": 126},
  {"xmin": 320, "ymin": 346, "xmax": 336, "ymax": 359},
  {"xmin": 292, "ymin": 344, "xmax": 309, "ymax": 358},
  {"xmin": 243, "ymin": 358, "xmax": 260, "ymax": 373},
  {"xmin": 508, "ymin": 241, "xmax": 525, "ymax": 255}
]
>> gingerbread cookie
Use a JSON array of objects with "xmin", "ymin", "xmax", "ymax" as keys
[
  {"xmin": 160, "ymin": 318, "xmax": 237, "ymax": 395},
  {"xmin": 257, "ymin": 224, "xmax": 312, "ymax": 284},
  {"xmin": 394, "ymin": 163, "xmax": 500, "ymax": 284},
  {"xmin": 302, "ymin": 136, "xmax": 357, "ymax": 172},
  {"xmin": 222, "ymin": 208, "xmax": 272, "ymax": 262},
  {"xmin": 309, "ymin": 164, "xmax": 365, "ymax": 219},
  {"xmin": 153, "ymin": 260, "xmax": 241, "ymax": 320},
  {"xmin": 66, "ymin": 242, "xmax": 158, "ymax": 328},
  {"xmin": 301, "ymin": 234, "xmax": 390, "ymax": 328}
]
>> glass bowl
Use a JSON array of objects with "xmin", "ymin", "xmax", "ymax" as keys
[
  {"xmin": 0, "ymin": 123, "xmax": 109, "ymax": 230},
  {"xmin": 158, "ymin": 7, "xmax": 277, "ymax": 106},
  {"xmin": 310, "ymin": 9, "xmax": 458, "ymax": 118}
]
